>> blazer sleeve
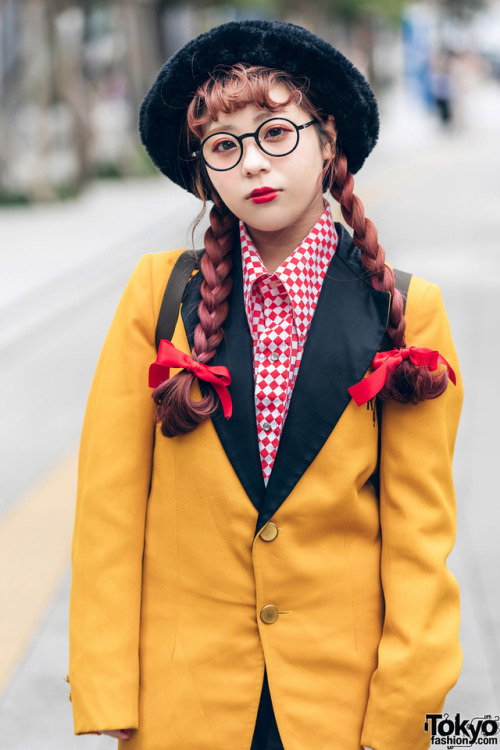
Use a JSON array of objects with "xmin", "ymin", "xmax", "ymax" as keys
[
  {"xmin": 361, "ymin": 278, "xmax": 464, "ymax": 750},
  {"xmin": 69, "ymin": 253, "xmax": 161, "ymax": 734}
]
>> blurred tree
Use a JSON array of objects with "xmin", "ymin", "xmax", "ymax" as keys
[
  {"xmin": 321, "ymin": 0, "xmax": 407, "ymax": 24},
  {"xmin": 264, "ymin": 0, "xmax": 408, "ymax": 23},
  {"xmin": 156, "ymin": 0, "xmax": 407, "ymax": 25},
  {"xmin": 0, "ymin": 0, "xmax": 163, "ymax": 203}
]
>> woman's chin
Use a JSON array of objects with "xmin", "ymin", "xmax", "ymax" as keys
[
  {"xmin": 239, "ymin": 208, "xmax": 298, "ymax": 235},
  {"xmin": 247, "ymin": 221, "xmax": 292, "ymax": 235}
]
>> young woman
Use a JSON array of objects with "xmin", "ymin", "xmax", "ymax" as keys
[{"xmin": 68, "ymin": 20, "xmax": 463, "ymax": 750}]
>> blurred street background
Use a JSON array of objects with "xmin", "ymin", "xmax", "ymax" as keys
[{"xmin": 1, "ymin": 0, "xmax": 499, "ymax": 747}]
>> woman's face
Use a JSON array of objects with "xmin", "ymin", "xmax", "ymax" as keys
[{"xmin": 201, "ymin": 85, "xmax": 335, "ymax": 235}]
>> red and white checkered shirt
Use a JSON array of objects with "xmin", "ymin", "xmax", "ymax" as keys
[{"xmin": 240, "ymin": 205, "xmax": 338, "ymax": 484}]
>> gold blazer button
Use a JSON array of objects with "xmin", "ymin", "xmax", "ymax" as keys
[
  {"xmin": 260, "ymin": 605, "xmax": 279, "ymax": 624},
  {"xmin": 260, "ymin": 522, "xmax": 279, "ymax": 542}
]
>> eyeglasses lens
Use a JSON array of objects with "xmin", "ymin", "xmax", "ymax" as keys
[{"xmin": 201, "ymin": 119, "xmax": 299, "ymax": 170}]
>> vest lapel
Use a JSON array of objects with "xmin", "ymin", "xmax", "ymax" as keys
[
  {"xmin": 181, "ymin": 244, "xmax": 266, "ymax": 513},
  {"xmin": 258, "ymin": 223, "xmax": 390, "ymax": 529}
]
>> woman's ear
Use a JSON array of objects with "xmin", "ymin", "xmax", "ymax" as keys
[{"xmin": 321, "ymin": 115, "xmax": 337, "ymax": 161}]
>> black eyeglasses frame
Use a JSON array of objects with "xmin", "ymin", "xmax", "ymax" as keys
[{"xmin": 191, "ymin": 117, "xmax": 318, "ymax": 172}]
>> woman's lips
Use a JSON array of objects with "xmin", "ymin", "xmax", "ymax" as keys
[{"xmin": 248, "ymin": 187, "xmax": 280, "ymax": 204}]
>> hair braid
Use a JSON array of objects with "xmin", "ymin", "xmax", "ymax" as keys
[
  {"xmin": 152, "ymin": 203, "xmax": 237, "ymax": 436},
  {"xmin": 331, "ymin": 151, "xmax": 448, "ymax": 403}
]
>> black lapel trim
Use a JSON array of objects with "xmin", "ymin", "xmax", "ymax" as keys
[
  {"xmin": 257, "ymin": 223, "xmax": 391, "ymax": 529},
  {"xmin": 181, "ymin": 245, "xmax": 266, "ymax": 512}
]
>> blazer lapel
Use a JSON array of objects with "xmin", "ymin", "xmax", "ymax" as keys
[
  {"xmin": 259, "ymin": 223, "xmax": 391, "ymax": 528},
  {"xmin": 181, "ymin": 244, "xmax": 266, "ymax": 513},
  {"xmin": 181, "ymin": 225, "xmax": 390, "ymax": 524}
]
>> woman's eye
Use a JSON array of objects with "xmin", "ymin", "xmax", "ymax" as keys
[
  {"xmin": 212, "ymin": 139, "xmax": 237, "ymax": 153},
  {"xmin": 263, "ymin": 126, "xmax": 290, "ymax": 140}
]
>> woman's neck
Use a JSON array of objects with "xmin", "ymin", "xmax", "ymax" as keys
[{"xmin": 245, "ymin": 200, "xmax": 326, "ymax": 274}]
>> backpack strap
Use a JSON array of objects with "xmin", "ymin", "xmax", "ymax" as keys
[
  {"xmin": 155, "ymin": 249, "xmax": 204, "ymax": 351},
  {"xmin": 378, "ymin": 267, "xmax": 412, "ymax": 352},
  {"xmin": 394, "ymin": 268, "xmax": 412, "ymax": 314}
]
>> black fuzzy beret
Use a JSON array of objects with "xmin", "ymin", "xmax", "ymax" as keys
[{"xmin": 139, "ymin": 19, "xmax": 379, "ymax": 192}]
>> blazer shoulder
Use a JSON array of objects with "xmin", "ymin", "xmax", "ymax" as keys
[
  {"xmin": 404, "ymin": 274, "xmax": 448, "ymax": 341},
  {"xmin": 142, "ymin": 247, "xmax": 190, "ymax": 280},
  {"xmin": 406, "ymin": 272, "xmax": 438, "ymax": 301},
  {"xmin": 130, "ymin": 248, "xmax": 191, "ymax": 319}
]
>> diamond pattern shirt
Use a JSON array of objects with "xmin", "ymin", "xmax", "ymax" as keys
[{"xmin": 240, "ymin": 205, "xmax": 338, "ymax": 484}]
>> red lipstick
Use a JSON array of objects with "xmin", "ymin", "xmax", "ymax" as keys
[{"xmin": 248, "ymin": 186, "xmax": 279, "ymax": 204}]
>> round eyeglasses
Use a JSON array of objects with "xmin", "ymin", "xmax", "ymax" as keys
[{"xmin": 191, "ymin": 117, "xmax": 318, "ymax": 172}]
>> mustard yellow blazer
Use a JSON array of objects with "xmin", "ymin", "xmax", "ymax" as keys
[{"xmin": 69, "ymin": 224, "xmax": 463, "ymax": 750}]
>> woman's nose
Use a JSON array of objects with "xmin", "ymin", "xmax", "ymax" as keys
[{"xmin": 240, "ymin": 139, "xmax": 271, "ymax": 175}]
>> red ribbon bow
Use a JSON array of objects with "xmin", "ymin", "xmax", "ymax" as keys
[
  {"xmin": 348, "ymin": 346, "xmax": 456, "ymax": 406},
  {"xmin": 149, "ymin": 339, "xmax": 233, "ymax": 419}
]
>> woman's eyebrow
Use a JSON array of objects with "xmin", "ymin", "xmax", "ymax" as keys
[
  {"xmin": 206, "ymin": 107, "xmax": 290, "ymax": 136},
  {"xmin": 205, "ymin": 122, "xmax": 238, "ymax": 135}
]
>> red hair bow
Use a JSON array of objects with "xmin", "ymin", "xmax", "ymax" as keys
[
  {"xmin": 149, "ymin": 339, "xmax": 233, "ymax": 419},
  {"xmin": 348, "ymin": 346, "xmax": 456, "ymax": 407}
]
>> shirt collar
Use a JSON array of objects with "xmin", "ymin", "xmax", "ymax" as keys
[{"xmin": 240, "ymin": 204, "xmax": 338, "ymax": 342}]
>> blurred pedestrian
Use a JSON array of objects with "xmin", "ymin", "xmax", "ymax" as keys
[
  {"xmin": 430, "ymin": 51, "xmax": 457, "ymax": 128},
  {"xmin": 68, "ymin": 20, "xmax": 463, "ymax": 750}
]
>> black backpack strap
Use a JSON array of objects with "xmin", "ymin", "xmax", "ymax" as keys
[
  {"xmin": 394, "ymin": 268, "xmax": 412, "ymax": 314},
  {"xmin": 155, "ymin": 249, "xmax": 204, "ymax": 351},
  {"xmin": 378, "ymin": 268, "xmax": 412, "ymax": 352}
]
